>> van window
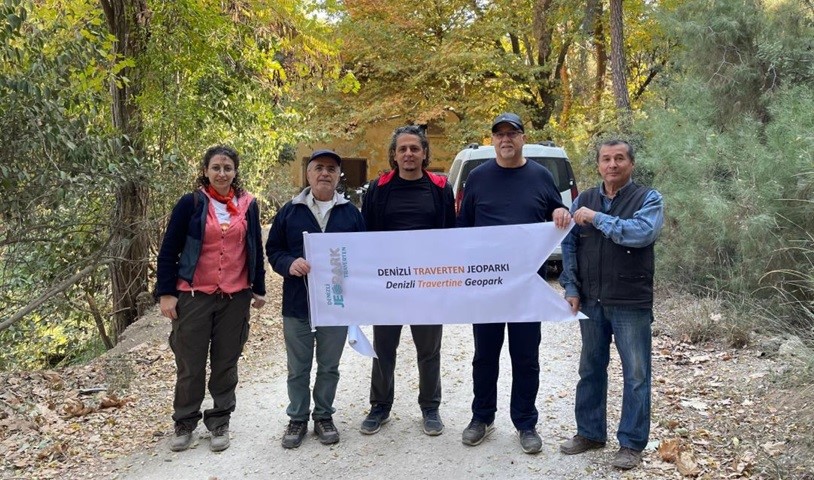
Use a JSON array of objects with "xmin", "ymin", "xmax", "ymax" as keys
[
  {"xmin": 527, "ymin": 157, "xmax": 572, "ymax": 192},
  {"xmin": 459, "ymin": 159, "xmax": 488, "ymax": 190}
]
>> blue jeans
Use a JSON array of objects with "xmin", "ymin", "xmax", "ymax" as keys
[
  {"xmin": 575, "ymin": 303, "xmax": 652, "ymax": 451},
  {"xmin": 283, "ymin": 316, "xmax": 347, "ymax": 422}
]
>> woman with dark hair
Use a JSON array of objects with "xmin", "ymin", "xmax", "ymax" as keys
[{"xmin": 156, "ymin": 145, "xmax": 266, "ymax": 453}]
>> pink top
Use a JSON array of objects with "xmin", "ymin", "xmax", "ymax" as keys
[{"xmin": 177, "ymin": 191, "xmax": 255, "ymax": 295}]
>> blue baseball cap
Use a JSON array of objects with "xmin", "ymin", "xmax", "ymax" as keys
[
  {"xmin": 491, "ymin": 112, "xmax": 524, "ymax": 133},
  {"xmin": 309, "ymin": 149, "xmax": 342, "ymax": 166}
]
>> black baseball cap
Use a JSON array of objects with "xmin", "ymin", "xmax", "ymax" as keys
[
  {"xmin": 308, "ymin": 149, "xmax": 342, "ymax": 166},
  {"xmin": 491, "ymin": 112, "xmax": 524, "ymax": 133}
]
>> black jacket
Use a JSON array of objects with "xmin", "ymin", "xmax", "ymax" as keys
[
  {"xmin": 361, "ymin": 169, "xmax": 455, "ymax": 231},
  {"xmin": 266, "ymin": 189, "xmax": 365, "ymax": 319}
]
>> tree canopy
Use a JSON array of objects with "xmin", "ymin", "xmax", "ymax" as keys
[
  {"xmin": 1, "ymin": 0, "xmax": 812, "ymax": 369},
  {"xmin": 0, "ymin": 0, "xmax": 343, "ymax": 368}
]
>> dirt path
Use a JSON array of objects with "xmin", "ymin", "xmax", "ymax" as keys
[
  {"xmin": 6, "ymin": 271, "xmax": 808, "ymax": 479},
  {"xmin": 112, "ymin": 299, "xmax": 632, "ymax": 479}
]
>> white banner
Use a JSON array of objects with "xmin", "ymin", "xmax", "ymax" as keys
[{"xmin": 304, "ymin": 222, "xmax": 585, "ymax": 328}]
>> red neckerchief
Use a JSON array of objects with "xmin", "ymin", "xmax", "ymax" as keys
[{"xmin": 206, "ymin": 185, "xmax": 239, "ymax": 217}]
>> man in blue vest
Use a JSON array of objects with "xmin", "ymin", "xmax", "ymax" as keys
[{"xmin": 558, "ymin": 139, "xmax": 664, "ymax": 470}]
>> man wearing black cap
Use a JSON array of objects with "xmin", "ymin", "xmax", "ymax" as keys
[
  {"xmin": 266, "ymin": 150, "xmax": 365, "ymax": 449},
  {"xmin": 359, "ymin": 125, "xmax": 455, "ymax": 437},
  {"xmin": 457, "ymin": 113, "xmax": 572, "ymax": 454}
]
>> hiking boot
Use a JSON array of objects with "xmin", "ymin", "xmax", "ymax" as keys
[
  {"xmin": 461, "ymin": 420, "xmax": 494, "ymax": 446},
  {"xmin": 281, "ymin": 420, "xmax": 307, "ymax": 449},
  {"xmin": 612, "ymin": 447, "xmax": 642, "ymax": 470},
  {"xmin": 314, "ymin": 418, "xmax": 340, "ymax": 445},
  {"xmin": 170, "ymin": 424, "xmax": 195, "ymax": 452},
  {"xmin": 422, "ymin": 410, "xmax": 444, "ymax": 436},
  {"xmin": 209, "ymin": 424, "xmax": 230, "ymax": 452},
  {"xmin": 560, "ymin": 435, "xmax": 606, "ymax": 455},
  {"xmin": 360, "ymin": 405, "xmax": 390, "ymax": 435},
  {"xmin": 517, "ymin": 428, "xmax": 543, "ymax": 454}
]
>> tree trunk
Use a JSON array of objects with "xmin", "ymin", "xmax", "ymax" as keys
[
  {"xmin": 560, "ymin": 58, "xmax": 572, "ymax": 126},
  {"xmin": 525, "ymin": 0, "xmax": 557, "ymax": 130},
  {"xmin": 609, "ymin": 0, "xmax": 632, "ymax": 130},
  {"xmin": 109, "ymin": 180, "xmax": 150, "ymax": 341},
  {"xmin": 592, "ymin": 0, "xmax": 606, "ymax": 109},
  {"xmin": 100, "ymin": 0, "xmax": 151, "ymax": 341}
]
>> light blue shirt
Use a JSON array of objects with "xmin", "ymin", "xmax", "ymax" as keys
[{"xmin": 559, "ymin": 181, "xmax": 664, "ymax": 298}]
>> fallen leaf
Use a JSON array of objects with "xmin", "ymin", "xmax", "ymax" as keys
[
  {"xmin": 659, "ymin": 437, "xmax": 681, "ymax": 462},
  {"xmin": 761, "ymin": 441, "xmax": 785, "ymax": 457},
  {"xmin": 99, "ymin": 395, "xmax": 129, "ymax": 409},
  {"xmin": 680, "ymin": 399, "xmax": 709, "ymax": 411},
  {"xmin": 61, "ymin": 398, "xmax": 94, "ymax": 418},
  {"xmin": 676, "ymin": 451, "xmax": 701, "ymax": 477}
]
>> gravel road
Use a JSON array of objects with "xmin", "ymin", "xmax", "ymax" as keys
[{"xmin": 115, "ymin": 305, "xmax": 633, "ymax": 479}]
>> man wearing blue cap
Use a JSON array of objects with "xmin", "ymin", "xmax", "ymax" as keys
[
  {"xmin": 457, "ymin": 113, "xmax": 572, "ymax": 454},
  {"xmin": 266, "ymin": 149, "xmax": 365, "ymax": 449}
]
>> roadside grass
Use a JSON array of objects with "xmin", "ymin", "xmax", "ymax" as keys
[{"xmin": 661, "ymin": 291, "xmax": 751, "ymax": 348}]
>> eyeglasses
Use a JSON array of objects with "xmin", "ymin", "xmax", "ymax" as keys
[
  {"xmin": 309, "ymin": 164, "xmax": 339, "ymax": 174},
  {"xmin": 492, "ymin": 131, "xmax": 522, "ymax": 140}
]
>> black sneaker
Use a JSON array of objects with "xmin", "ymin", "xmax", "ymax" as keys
[
  {"xmin": 517, "ymin": 428, "xmax": 542, "ymax": 454},
  {"xmin": 461, "ymin": 420, "xmax": 494, "ymax": 446},
  {"xmin": 170, "ymin": 423, "xmax": 195, "ymax": 452},
  {"xmin": 421, "ymin": 410, "xmax": 444, "ymax": 436},
  {"xmin": 314, "ymin": 418, "xmax": 340, "ymax": 445},
  {"xmin": 281, "ymin": 420, "xmax": 307, "ymax": 449},
  {"xmin": 209, "ymin": 423, "xmax": 230, "ymax": 452},
  {"xmin": 360, "ymin": 405, "xmax": 391, "ymax": 435}
]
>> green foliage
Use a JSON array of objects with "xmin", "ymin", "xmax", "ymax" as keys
[
  {"xmin": 0, "ymin": 0, "xmax": 124, "ymax": 369},
  {"xmin": 1, "ymin": 0, "xmax": 341, "ymax": 370},
  {"xmin": 641, "ymin": 0, "xmax": 814, "ymax": 335}
]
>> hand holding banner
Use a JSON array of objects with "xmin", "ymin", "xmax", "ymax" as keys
[{"xmin": 304, "ymin": 222, "xmax": 586, "ymax": 328}]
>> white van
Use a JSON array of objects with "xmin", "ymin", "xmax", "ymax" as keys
[{"xmin": 447, "ymin": 142, "xmax": 578, "ymax": 270}]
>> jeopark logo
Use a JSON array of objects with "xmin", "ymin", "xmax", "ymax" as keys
[{"xmin": 324, "ymin": 247, "xmax": 349, "ymax": 308}]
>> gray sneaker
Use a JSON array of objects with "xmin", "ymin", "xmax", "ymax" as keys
[
  {"xmin": 281, "ymin": 420, "xmax": 307, "ymax": 449},
  {"xmin": 422, "ymin": 410, "xmax": 444, "ymax": 436},
  {"xmin": 612, "ymin": 447, "xmax": 642, "ymax": 470},
  {"xmin": 314, "ymin": 418, "xmax": 340, "ymax": 445},
  {"xmin": 360, "ymin": 405, "xmax": 391, "ymax": 435},
  {"xmin": 209, "ymin": 424, "xmax": 230, "ymax": 452},
  {"xmin": 560, "ymin": 434, "xmax": 606, "ymax": 455},
  {"xmin": 517, "ymin": 429, "xmax": 542, "ymax": 454},
  {"xmin": 170, "ymin": 424, "xmax": 195, "ymax": 452},
  {"xmin": 461, "ymin": 420, "xmax": 494, "ymax": 446}
]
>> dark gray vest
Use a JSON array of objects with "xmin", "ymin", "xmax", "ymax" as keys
[{"xmin": 577, "ymin": 183, "xmax": 655, "ymax": 308}]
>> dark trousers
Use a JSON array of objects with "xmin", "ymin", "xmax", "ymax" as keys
[
  {"xmin": 369, "ymin": 324, "xmax": 443, "ymax": 412},
  {"xmin": 471, "ymin": 322, "xmax": 541, "ymax": 430},
  {"xmin": 169, "ymin": 289, "xmax": 251, "ymax": 431}
]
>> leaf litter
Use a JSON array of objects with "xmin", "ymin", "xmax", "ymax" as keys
[{"xmin": 1, "ymin": 283, "xmax": 813, "ymax": 479}]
